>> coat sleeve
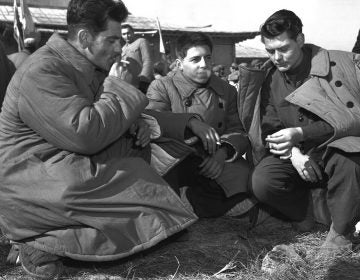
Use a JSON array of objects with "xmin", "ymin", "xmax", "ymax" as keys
[
  {"xmin": 139, "ymin": 39, "xmax": 154, "ymax": 81},
  {"xmin": 146, "ymin": 79, "xmax": 199, "ymax": 141},
  {"xmin": 18, "ymin": 58, "xmax": 148, "ymax": 155},
  {"xmin": 221, "ymin": 86, "xmax": 250, "ymax": 160}
]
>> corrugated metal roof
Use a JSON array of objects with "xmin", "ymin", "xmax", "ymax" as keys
[
  {"xmin": 0, "ymin": 5, "xmax": 66, "ymax": 26},
  {"xmin": 0, "ymin": 4, "xmax": 259, "ymax": 37},
  {"xmin": 236, "ymin": 44, "xmax": 268, "ymax": 58},
  {"xmin": 123, "ymin": 15, "xmax": 257, "ymax": 35},
  {"xmin": 0, "ymin": 0, "xmax": 69, "ymax": 8}
]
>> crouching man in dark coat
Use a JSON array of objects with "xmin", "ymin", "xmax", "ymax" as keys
[
  {"xmin": 0, "ymin": 0, "xmax": 197, "ymax": 278},
  {"xmin": 238, "ymin": 9, "xmax": 360, "ymax": 258}
]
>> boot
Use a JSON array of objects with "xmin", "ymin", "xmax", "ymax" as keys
[
  {"xmin": 6, "ymin": 244, "xmax": 20, "ymax": 265},
  {"xmin": 225, "ymin": 198, "xmax": 256, "ymax": 217},
  {"xmin": 19, "ymin": 244, "xmax": 63, "ymax": 279},
  {"xmin": 317, "ymin": 223, "xmax": 352, "ymax": 258}
]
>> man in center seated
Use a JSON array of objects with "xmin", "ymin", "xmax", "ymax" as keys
[{"xmin": 146, "ymin": 32, "xmax": 253, "ymax": 218}]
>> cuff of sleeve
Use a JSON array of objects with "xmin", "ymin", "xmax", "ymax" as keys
[
  {"xmin": 144, "ymin": 110, "xmax": 201, "ymax": 141},
  {"xmin": 220, "ymin": 141, "xmax": 238, "ymax": 162},
  {"xmin": 301, "ymin": 125, "xmax": 311, "ymax": 141}
]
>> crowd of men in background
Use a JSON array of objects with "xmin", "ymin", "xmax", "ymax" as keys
[{"xmin": 0, "ymin": 20, "xmax": 268, "ymax": 100}]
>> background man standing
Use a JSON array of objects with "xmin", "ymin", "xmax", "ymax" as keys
[{"xmin": 121, "ymin": 23, "xmax": 154, "ymax": 93}]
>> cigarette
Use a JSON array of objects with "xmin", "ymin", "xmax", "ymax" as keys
[{"xmin": 121, "ymin": 60, "xmax": 130, "ymax": 65}]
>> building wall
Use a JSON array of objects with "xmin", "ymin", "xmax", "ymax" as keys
[
  {"xmin": 0, "ymin": 0, "xmax": 69, "ymax": 8},
  {"xmin": 144, "ymin": 33, "xmax": 236, "ymax": 74},
  {"xmin": 212, "ymin": 44, "xmax": 235, "ymax": 75}
]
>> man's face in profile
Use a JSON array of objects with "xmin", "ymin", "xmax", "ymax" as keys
[{"xmin": 85, "ymin": 19, "xmax": 123, "ymax": 71}]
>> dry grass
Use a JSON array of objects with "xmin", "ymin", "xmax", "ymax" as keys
[{"xmin": 1, "ymin": 215, "xmax": 360, "ymax": 280}]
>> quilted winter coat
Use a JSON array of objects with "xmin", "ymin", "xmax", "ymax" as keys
[{"xmin": 0, "ymin": 33, "xmax": 197, "ymax": 261}]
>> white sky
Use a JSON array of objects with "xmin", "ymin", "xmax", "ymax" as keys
[{"xmin": 122, "ymin": 0, "xmax": 360, "ymax": 52}]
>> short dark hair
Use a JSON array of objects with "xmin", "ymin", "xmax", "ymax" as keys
[
  {"xmin": 121, "ymin": 23, "xmax": 134, "ymax": 32},
  {"xmin": 153, "ymin": 61, "xmax": 166, "ymax": 76},
  {"xmin": 175, "ymin": 32, "xmax": 213, "ymax": 59},
  {"xmin": 260, "ymin": 9, "xmax": 303, "ymax": 41},
  {"xmin": 67, "ymin": 0, "xmax": 128, "ymax": 40}
]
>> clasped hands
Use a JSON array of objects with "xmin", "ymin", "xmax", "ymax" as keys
[
  {"xmin": 266, "ymin": 127, "xmax": 322, "ymax": 182},
  {"xmin": 188, "ymin": 118, "xmax": 226, "ymax": 179},
  {"xmin": 290, "ymin": 147, "xmax": 323, "ymax": 183}
]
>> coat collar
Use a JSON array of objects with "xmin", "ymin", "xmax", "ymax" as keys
[
  {"xmin": 46, "ymin": 33, "xmax": 100, "ymax": 86},
  {"xmin": 306, "ymin": 44, "xmax": 330, "ymax": 77},
  {"xmin": 172, "ymin": 70, "xmax": 225, "ymax": 99},
  {"xmin": 263, "ymin": 44, "xmax": 331, "ymax": 78}
]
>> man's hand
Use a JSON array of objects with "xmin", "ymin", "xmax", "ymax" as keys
[
  {"xmin": 188, "ymin": 118, "xmax": 220, "ymax": 155},
  {"xmin": 109, "ymin": 60, "xmax": 132, "ymax": 83},
  {"xmin": 198, "ymin": 148, "xmax": 227, "ymax": 179},
  {"xmin": 290, "ymin": 147, "xmax": 323, "ymax": 183},
  {"xmin": 129, "ymin": 119, "xmax": 151, "ymax": 148},
  {"xmin": 265, "ymin": 127, "xmax": 303, "ymax": 156}
]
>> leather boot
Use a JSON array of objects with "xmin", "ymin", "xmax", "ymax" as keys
[
  {"xmin": 19, "ymin": 244, "xmax": 63, "ymax": 279},
  {"xmin": 317, "ymin": 223, "xmax": 352, "ymax": 258}
]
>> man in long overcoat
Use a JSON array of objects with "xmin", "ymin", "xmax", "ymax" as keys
[
  {"xmin": 237, "ymin": 9, "xmax": 360, "ymax": 257},
  {"xmin": 0, "ymin": 0, "xmax": 196, "ymax": 278}
]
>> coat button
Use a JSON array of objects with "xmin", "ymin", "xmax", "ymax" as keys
[
  {"xmin": 218, "ymin": 122, "xmax": 223, "ymax": 128},
  {"xmin": 347, "ymin": 101, "xmax": 354, "ymax": 108},
  {"xmin": 184, "ymin": 98, "xmax": 192, "ymax": 107},
  {"xmin": 298, "ymin": 116, "xmax": 304, "ymax": 122},
  {"xmin": 335, "ymin": 80, "xmax": 342, "ymax": 87},
  {"xmin": 218, "ymin": 102, "xmax": 224, "ymax": 109},
  {"xmin": 330, "ymin": 61, "xmax": 336, "ymax": 66}
]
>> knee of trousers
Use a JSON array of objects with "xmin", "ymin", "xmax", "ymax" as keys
[{"xmin": 250, "ymin": 168, "xmax": 274, "ymax": 203}]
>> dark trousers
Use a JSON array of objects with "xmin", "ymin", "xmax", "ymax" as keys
[
  {"xmin": 164, "ymin": 155, "xmax": 249, "ymax": 218},
  {"xmin": 251, "ymin": 149, "xmax": 360, "ymax": 235}
]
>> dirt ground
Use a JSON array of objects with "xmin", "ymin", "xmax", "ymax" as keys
[{"xmin": 1, "ymin": 215, "xmax": 360, "ymax": 280}]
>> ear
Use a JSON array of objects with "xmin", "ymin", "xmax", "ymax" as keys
[
  {"xmin": 175, "ymin": 58, "xmax": 183, "ymax": 70},
  {"xmin": 78, "ymin": 29, "xmax": 91, "ymax": 49},
  {"xmin": 296, "ymin": 33, "xmax": 305, "ymax": 48}
]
